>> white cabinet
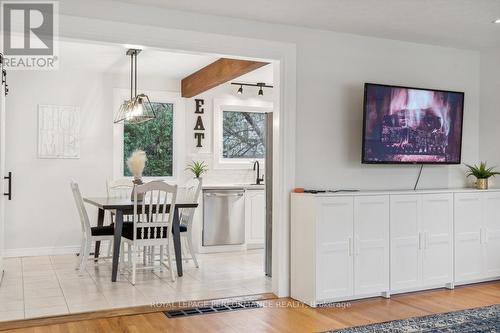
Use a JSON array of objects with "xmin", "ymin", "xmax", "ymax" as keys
[
  {"xmin": 390, "ymin": 193, "xmax": 453, "ymax": 293},
  {"xmin": 291, "ymin": 194, "xmax": 389, "ymax": 306},
  {"xmin": 454, "ymin": 193, "xmax": 482, "ymax": 282},
  {"xmin": 245, "ymin": 189, "xmax": 265, "ymax": 249},
  {"xmin": 455, "ymin": 192, "xmax": 500, "ymax": 283},
  {"xmin": 353, "ymin": 196, "xmax": 390, "ymax": 295},
  {"xmin": 316, "ymin": 196, "xmax": 354, "ymax": 300},
  {"xmin": 292, "ymin": 189, "xmax": 500, "ymax": 306},
  {"xmin": 482, "ymin": 192, "xmax": 500, "ymax": 278},
  {"xmin": 390, "ymin": 194, "xmax": 421, "ymax": 291},
  {"xmin": 421, "ymin": 194, "xmax": 454, "ymax": 286}
]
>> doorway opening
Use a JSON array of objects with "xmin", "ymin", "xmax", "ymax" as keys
[{"xmin": 0, "ymin": 37, "xmax": 280, "ymax": 320}]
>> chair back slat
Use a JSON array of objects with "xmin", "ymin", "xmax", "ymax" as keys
[
  {"xmin": 133, "ymin": 180, "xmax": 177, "ymax": 242},
  {"xmin": 179, "ymin": 178, "xmax": 202, "ymax": 227},
  {"xmin": 70, "ymin": 181, "xmax": 91, "ymax": 235}
]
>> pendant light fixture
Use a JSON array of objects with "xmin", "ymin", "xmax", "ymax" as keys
[{"xmin": 114, "ymin": 49, "xmax": 155, "ymax": 124}]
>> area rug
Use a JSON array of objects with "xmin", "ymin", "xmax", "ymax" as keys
[{"xmin": 326, "ymin": 304, "xmax": 500, "ymax": 332}]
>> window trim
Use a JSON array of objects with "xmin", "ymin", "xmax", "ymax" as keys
[
  {"xmin": 113, "ymin": 89, "xmax": 185, "ymax": 182},
  {"xmin": 213, "ymin": 98, "xmax": 273, "ymax": 170}
]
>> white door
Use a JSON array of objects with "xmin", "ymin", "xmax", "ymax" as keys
[
  {"xmin": 390, "ymin": 194, "xmax": 421, "ymax": 291},
  {"xmin": 0, "ymin": 56, "xmax": 5, "ymax": 283},
  {"xmin": 353, "ymin": 195, "xmax": 389, "ymax": 295},
  {"xmin": 316, "ymin": 197, "xmax": 354, "ymax": 300},
  {"xmin": 454, "ymin": 193, "xmax": 483, "ymax": 283},
  {"xmin": 421, "ymin": 193, "xmax": 453, "ymax": 286},
  {"xmin": 482, "ymin": 192, "xmax": 500, "ymax": 278},
  {"xmin": 244, "ymin": 189, "xmax": 265, "ymax": 249}
]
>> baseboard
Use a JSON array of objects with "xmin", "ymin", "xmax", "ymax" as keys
[
  {"xmin": 4, "ymin": 245, "xmax": 82, "ymax": 258},
  {"xmin": 454, "ymin": 276, "xmax": 500, "ymax": 286}
]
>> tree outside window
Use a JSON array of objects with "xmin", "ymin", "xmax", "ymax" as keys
[
  {"xmin": 222, "ymin": 111, "xmax": 266, "ymax": 159},
  {"xmin": 123, "ymin": 102, "xmax": 173, "ymax": 177}
]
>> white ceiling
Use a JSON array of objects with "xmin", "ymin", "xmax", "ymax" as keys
[
  {"xmin": 116, "ymin": 0, "xmax": 500, "ymax": 49},
  {"xmin": 58, "ymin": 40, "xmax": 274, "ymax": 83}
]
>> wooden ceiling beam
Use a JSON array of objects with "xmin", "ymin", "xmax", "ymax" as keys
[{"xmin": 181, "ymin": 58, "xmax": 269, "ymax": 98}]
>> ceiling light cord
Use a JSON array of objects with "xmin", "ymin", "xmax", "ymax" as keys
[
  {"xmin": 134, "ymin": 51, "xmax": 137, "ymax": 98},
  {"xmin": 130, "ymin": 51, "xmax": 133, "ymax": 100}
]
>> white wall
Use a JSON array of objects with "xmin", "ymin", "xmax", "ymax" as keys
[
  {"xmin": 479, "ymin": 48, "xmax": 500, "ymax": 187},
  {"xmin": 4, "ymin": 69, "xmax": 112, "ymax": 253},
  {"xmin": 294, "ymin": 33, "xmax": 480, "ymax": 190},
  {"xmin": 60, "ymin": 1, "xmax": 481, "ymax": 191}
]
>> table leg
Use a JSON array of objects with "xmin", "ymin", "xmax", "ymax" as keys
[
  {"xmin": 172, "ymin": 208, "xmax": 183, "ymax": 277},
  {"xmin": 111, "ymin": 210, "xmax": 123, "ymax": 282},
  {"xmin": 94, "ymin": 208, "xmax": 105, "ymax": 261}
]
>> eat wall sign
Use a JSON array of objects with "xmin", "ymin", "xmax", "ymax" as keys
[{"xmin": 194, "ymin": 99, "xmax": 205, "ymax": 148}]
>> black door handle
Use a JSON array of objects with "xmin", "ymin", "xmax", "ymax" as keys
[{"xmin": 4, "ymin": 171, "xmax": 12, "ymax": 200}]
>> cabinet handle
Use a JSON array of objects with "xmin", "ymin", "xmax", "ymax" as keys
[
  {"xmin": 348, "ymin": 238, "xmax": 352, "ymax": 256},
  {"xmin": 418, "ymin": 232, "xmax": 422, "ymax": 250},
  {"xmin": 3, "ymin": 171, "xmax": 12, "ymax": 200}
]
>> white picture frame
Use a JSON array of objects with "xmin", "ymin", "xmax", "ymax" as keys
[{"xmin": 38, "ymin": 104, "xmax": 80, "ymax": 159}]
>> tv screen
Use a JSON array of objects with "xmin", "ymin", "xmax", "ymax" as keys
[{"xmin": 362, "ymin": 83, "xmax": 464, "ymax": 164}]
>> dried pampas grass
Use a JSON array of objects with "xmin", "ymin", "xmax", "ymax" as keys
[{"xmin": 127, "ymin": 150, "xmax": 147, "ymax": 179}]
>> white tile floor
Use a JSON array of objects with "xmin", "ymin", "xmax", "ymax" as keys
[{"xmin": 0, "ymin": 249, "xmax": 271, "ymax": 321}]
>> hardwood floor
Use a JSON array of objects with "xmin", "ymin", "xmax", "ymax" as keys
[{"xmin": 1, "ymin": 281, "xmax": 499, "ymax": 333}]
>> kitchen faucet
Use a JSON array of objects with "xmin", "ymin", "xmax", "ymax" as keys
[{"xmin": 253, "ymin": 161, "xmax": 264, "ymax": 185}]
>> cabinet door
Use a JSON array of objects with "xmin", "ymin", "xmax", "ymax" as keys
[
  {"xmin": 421, "ymin": 193, "xmax": 453, "ymax": 286},
  {"xmin": 390, "ymin": 195, "xmax": 421, "ymax": 291},
  {"xmin": 354, "ymin": 196, "xmax": 389, "ymax": 295},
  {"xmin": 482, "ymin": 192, "xmax": 500, "ymax": 278},
  {"xmin": 316, "ymin": 197, "xmax": 354, "ymax": 300},
  {"xmin": 245, "ymin": 190, "xmax": 265, "ymax": 248},
  {"xmin": 454, "ymin": 193, "xmax": 483, "ymax": 283}
]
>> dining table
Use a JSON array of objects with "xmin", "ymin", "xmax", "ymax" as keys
[{"xmin": 83, "ymin": 197, "xmax": 198, "ymax": 282}]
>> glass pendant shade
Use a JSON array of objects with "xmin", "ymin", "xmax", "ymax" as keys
[
  {"xmin": 114, "ymin": 49, "xmax": 156, "ymax": 124},
  {"xmin": 115, "ymin": 94, "xmax": 155, "ymax": 124}
]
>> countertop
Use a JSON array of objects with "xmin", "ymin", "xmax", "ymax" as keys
[
  {"xmin": 291, "ymin": 187, "xmax": 500, "ymax": 197},
  {"xmin": 202, "ymin": 184, "xmax": 265, "ymax": 190}
]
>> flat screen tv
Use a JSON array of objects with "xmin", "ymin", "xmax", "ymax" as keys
[{"xmin": 362, "ymin": 83, "xmax": 464, "ymax": 164}]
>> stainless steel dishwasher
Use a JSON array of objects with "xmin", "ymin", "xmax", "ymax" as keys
[{"xmin": 203, "ymin": 189, "xmax": 245, "ymax": 246}]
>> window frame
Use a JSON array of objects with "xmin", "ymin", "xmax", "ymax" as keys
[
  {"xmin": 113, "ymin": 89, "xmax": 185, "ymax": 182},
  {"xmin": 213, "ymin": 98, "xmax": 273, "ymax": 170}
]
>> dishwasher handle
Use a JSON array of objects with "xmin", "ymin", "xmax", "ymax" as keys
[{"xmin": 205, "ymin": 193, "xmax": 244, "ymax": 197}]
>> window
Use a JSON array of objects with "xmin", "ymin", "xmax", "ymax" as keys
[
  {"xmin": 222, "ymin": 111, "xmax": 266, "ymax": 159},
  {"xmin": 123, "ymin": 102, "xmax": 174, "ymax": 177}
]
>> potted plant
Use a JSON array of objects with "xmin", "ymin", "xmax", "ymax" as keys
[
  {"xmin": 465, "ymin": 162, "xmax": 500, "ymax": 190},
  {"xmin": 186, "ymin": 161, "xmax": 208, "ymax": 179},
  {"xmin": 127, "ymin": 150, "xmax": 147, "ymax": 201}
]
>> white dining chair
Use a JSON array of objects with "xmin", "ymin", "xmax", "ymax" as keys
[
  {"xmin": 71, "ymin": 181, "xmax": 115, "ymax": 272},
  {"xmin": 178, "ymin": 178, "xmax": 202, "ymax": 268},
  {"xmin": 107, "ymin": 178, "xmax": 134, "ymax": 200},
  {"xmin": 105, "ymin": 178, "xmax": 134, "ymax": 258},
  {"xmin": 121, "ymin": 180, "xmax": 178, "ymax": 284}
]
